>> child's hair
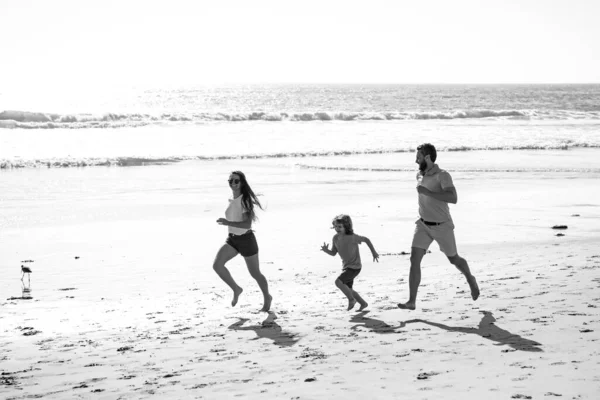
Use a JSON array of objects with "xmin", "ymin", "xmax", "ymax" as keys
[{"xmin": 332, "ymin": 214, "xmax": 354, "ymax": 235}]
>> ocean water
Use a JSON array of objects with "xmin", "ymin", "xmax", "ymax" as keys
[{"xmin": 1, "ymin": 84, "xmax": 599, "ymax": 168}]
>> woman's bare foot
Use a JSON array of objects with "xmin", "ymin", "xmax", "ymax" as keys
[
  {"xmin": 467, "ymin": 276, "xmax": 480, "ymax": 300},
  {"xmin": 357, "ymin": 302, "xmax": 368, "ymax": 311},
  {"xmin": 260, "ymin": 295, "xmax": 273, "ymax": 312},
  {"xmin": 232, "ymin": 287, "xmax": 243, "ymax": 307},
  {"xmin": 397, "ymin": 302, "xmax": 416, "ymax": 310},
  {"xmin": 347, "ymin": 298, "xmax": 357, "ymax": 311}
]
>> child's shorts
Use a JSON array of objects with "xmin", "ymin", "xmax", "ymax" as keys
[
  {"xmin": 226, "ymin": 230, "xmax": 259, "ymax": 257},
  {"xmin": 337, "ymin": 268, "xmax": 361, "ymax": 289}
]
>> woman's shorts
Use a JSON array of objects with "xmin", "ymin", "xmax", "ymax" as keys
[
  {"xmin": 226, "ymin": 230, "xmax": 259, "ymax": 257},
  {"xmin": 337, "ymin": 268, "xmax": 361, "ymax": 289}
]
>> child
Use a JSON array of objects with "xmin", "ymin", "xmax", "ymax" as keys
[{"xmin": 321, "ymin": 214, "xmax": 379, "ymax": 311}]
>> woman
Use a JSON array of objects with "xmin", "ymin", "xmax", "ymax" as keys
[{"xmin": 214, "ymin": 171, "xmax": 272, "ymax": 312}]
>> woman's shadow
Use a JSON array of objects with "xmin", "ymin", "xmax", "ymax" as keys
[
  {"xmin": 228, "ymin": 312, "xmax": 300, "ymax": 347},
  {"xmin": 350, "ymin": 311, "xmax": 406, "ymax": 334},
  {"xmin": 406, "ymin": 311, "xmax": 543, "ymax": 352}
]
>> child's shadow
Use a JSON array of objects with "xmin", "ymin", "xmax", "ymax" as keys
[
  {"xmin": 406, "ymin": 311, "xmax": 543, "ymax": 352},
  {"xmin": 228, "ymin": 312, "xmax": 300, "ymax": 347},
  {"xmin": 350, "ymin": 311, "xmax": 406, "ymax": 334}
]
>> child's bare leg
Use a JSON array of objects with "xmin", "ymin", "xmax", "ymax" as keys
[
  {"xmin": 335, "ymin": 279, "xmax": 356, "ymax": 310},
  {"xmin": 352, "ymin": 290, "xmax": 368, "ymax": 311}
]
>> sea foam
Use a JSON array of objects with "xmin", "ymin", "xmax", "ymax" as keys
[{"xmin": 2, "ymin": 108, "xmax": 599, "ymax": 130}]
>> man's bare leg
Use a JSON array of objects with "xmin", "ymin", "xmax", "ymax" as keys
[
  {"xmin": 335, "ymin": 279, "xmax": 356, "ymax": 310},
  {"xmin": 213, "ymin": 244, "xmax": 243, "ymax": 307},
  {"xmin": 398, "ymin": 247, "xmax": 426, "ymax": 310},
  {"xmin": 448, "ymin": 254, "xmax": 480, "ymax": 300}
]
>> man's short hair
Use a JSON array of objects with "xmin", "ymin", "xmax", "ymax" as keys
[{"xmin": 417, "ymin": 143, "xmax": 437, "ymax": 162}]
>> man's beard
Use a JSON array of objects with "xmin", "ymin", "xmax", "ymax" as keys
[{"xmin": 419, "ymin": 160, "xmax": 428, "ymax": 173}]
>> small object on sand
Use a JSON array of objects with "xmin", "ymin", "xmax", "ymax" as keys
[
  {"xmin": 417, "ymin": 371, "xmax": 439, "ymax": 380},
  {"xmin": 555, "ymin": 233, "xmax": 565, "ymax": 237},
  {"xmin": 75, "ymin": 256, "xmax": 80, "ymax": 259},
  {"xmin": 304, "ymin": 378, "xmax": 317, "ymax": 382},
  {"xmin": 571, "ymin": 214, "xmax": 580, "ymax": 217},
  {"xmin": 551, "ymin": 225, "xmax": 568, "ymax": 230}
]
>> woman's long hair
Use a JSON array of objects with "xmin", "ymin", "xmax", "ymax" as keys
[{"xmin": 231, "ymin": 170, "xmax": 263, "ymax": 221}]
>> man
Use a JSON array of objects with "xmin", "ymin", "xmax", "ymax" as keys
[{"xmin": 398, "ymin": 143, "xmax": 479, "ymax": 310}]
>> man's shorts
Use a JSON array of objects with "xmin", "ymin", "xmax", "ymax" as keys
[
  {"xmin": 411, "ymin": 219, "xmax": 457, "ymax": 257},
  {"xmin": 337, "ymin": 268, "xmax": 361, "ymax": 289},
  {"xmin": 226, "ymin": 230, "xmax": 259, "ymax": 257}
]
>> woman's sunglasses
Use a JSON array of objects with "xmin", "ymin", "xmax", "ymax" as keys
[{"xmin": 228, "ymin": 179, "xmax": 240, "ymax": 185}]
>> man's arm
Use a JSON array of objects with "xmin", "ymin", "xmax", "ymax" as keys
[{"xmin": 417, "ymin": 185, "xmax": 457, "ymax": 204}]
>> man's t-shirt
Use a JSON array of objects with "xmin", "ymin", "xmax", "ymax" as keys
[
  {"xmin": 418, "ymin": 164, "xmax": 454, "ymax": 223},
  {"xmin": 333, "ymin": 234, "xmax": 365, "ymax": 270}
]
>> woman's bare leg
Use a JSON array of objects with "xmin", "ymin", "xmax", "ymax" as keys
[
  {"xmin": 212, "ymin": 244, "xmax": 243, "ymax": 306},
  {"xmin": 244, "ymin": 254, "xmax": 272, "ymax": 312}
]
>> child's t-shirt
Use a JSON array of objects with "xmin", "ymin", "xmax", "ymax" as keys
[{"xmin": 333, "ymin": 233, "xmax": 365, "ymax": 270}]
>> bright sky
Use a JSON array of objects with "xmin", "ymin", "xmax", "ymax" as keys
[{"xmin": 1, "ymin": 0, "xmax": 599, "ymax": 88}]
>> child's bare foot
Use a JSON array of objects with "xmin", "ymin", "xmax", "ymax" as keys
[
  {"xmin": 232, "ymin": 287, "xmax": 243, "ymax": 307},
  {"xmin": 260, "ymin": 295, "xmax": 273, "ymax": 312},
  {"xmin": 357, "ymin": 302, "xmax": 368, "ymax": 311},
  {"xmin": 347, "ymin": 298, "xmax": 357, "ymax": 311},
  {"xmin": 397, "ymin": 302, "xmax": 416, "ymax": 310},
  {"xmin": 467, "ymin": 275, "xmax": 480, "ymax": 300}
]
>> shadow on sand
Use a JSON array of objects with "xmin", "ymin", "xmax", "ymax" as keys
[
  {"xmin": 350, "ymin": 311, "xmax": 406, "ymax": 334},
  {"xmin": 406, "ymin": 311, "xmax": 543, "ymax": 352},
  {"xmin": 228, "ymin": 312, "xmax": 300, "ymax": 347}
]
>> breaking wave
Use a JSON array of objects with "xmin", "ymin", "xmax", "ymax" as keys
[
  {"xmin": 2, "ymin": 108, "xmax": 600, "ymax": 129},
  {"xmin": 295, "ymin": 164, "xmax": 600, "ymax": 174},
  {"xmin": 2, "ymin": 144, "xmax": 599, "ymax": 169}
]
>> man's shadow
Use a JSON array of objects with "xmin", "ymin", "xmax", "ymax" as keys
[
  {"xmin": 406, "ymin": 311, "xmax": 542, "ymax": 352},
  {"xmin": 228, "ymin": 312, "xmax": 300, "ymax": 347},
  {"xmin": 350, "ymin": 311, "xmax": 406, "ymax": 334}
]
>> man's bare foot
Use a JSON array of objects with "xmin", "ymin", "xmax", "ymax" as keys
[
  {"xmin": 467, "ymin": 275, "xmax": 480, "ymax": 301},
  {"xmin": 397, "ymin": 302, "xmax": 416, "ymax": 310},
  {"xmin": 347, "ymin": 298, "xmax": 357, "ymax": 311},
  {"xmin": 232, "ymin": 287, "xmax": 243, "ymax": 307},
  {"xmin": 260, "ymin": 295, "xmax": 273, "ymax": 312},
  {"xmin": 357, "ymin": 302, "xmax": 368, "ymax": 311}
]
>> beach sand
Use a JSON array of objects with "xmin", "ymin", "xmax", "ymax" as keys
[{"xmin": 1, "ymin": 151, "xmax": 600, "ymax": 399}]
